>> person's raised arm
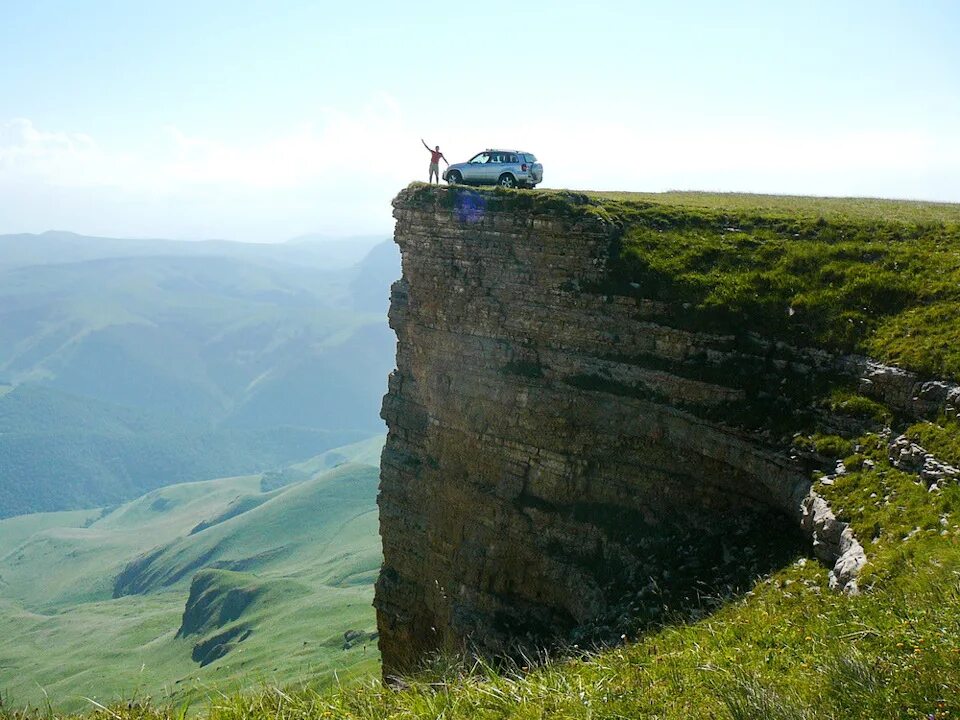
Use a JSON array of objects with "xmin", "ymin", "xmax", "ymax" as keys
[{"xmin": 421, "ymin": 138, "xmax": 431, "ymax": 151}]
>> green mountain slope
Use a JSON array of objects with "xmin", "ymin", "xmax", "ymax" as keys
[
  {"xmin": 0, "ymin": 235, "xmax": 398, "ymax": 518},
  {"xmin": 0, "ymin": 252, "xmax": 389, "ymax": 422},
  {"xmin": 0, "ymin": 441, "xmax": 383, "ymax": 711},
  {"xmin": 0, "ymin": 384, "xmax": 366, "ymax": 518},
  {"xmin": 113, "ymin": 463, "xmax": 380, "ymax": 597}
]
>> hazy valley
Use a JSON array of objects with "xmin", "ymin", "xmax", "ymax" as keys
[
  {"xmin": 0, "ymin": 232, "xmax": 399, "ymax": 517},
  {"xmin": 0, "ymin": 232, "xmax": 397, "ymax": 708}
]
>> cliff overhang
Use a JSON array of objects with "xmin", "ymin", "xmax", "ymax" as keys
[{"xmin": 375, "ymin": 184, "xmax": 960, "ymax": 675}]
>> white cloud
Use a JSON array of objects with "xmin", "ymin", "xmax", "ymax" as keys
[
  {"xmin": 0, "ymin": 118, "xmax": 111, "ymax": 185},
  {"xmin": 161, "ymin": 95, "xmax": 417, "ymax": 190},
  {"xmin": 0, "ymin": 95, "xmax": 422, "ymax": 192},
  {"xmin": 0, "ymin": 98, "xmax": 420, "ymax": 239}
]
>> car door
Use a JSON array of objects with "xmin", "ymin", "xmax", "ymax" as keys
[
  {"xmin": 504, "ymin": 153, "xmax": 520, "ymax": 181},
  {"xmin": 463, "ymin": 152, "xmax": 491, "ymax": 183},
  {"xmin": 484, "ymin": 152, "xmax": 505, "ymax": 183}
]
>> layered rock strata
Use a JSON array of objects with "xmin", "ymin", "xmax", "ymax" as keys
[{"xmin": 375, "ymin": 186, "xmax": 941, "ymax": 675}]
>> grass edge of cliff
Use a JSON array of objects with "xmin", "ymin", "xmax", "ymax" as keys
[
  {"xmin": 6, "ymin": 186, "xmax": 960, "ymax": 719},
  {"xmin": 398, "ymin": 182, "xmax": 960, "ymax": 382}
]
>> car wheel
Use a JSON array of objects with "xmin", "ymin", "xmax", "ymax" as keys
[
  {"xmin": 498, "ymin": 173, "xmax": 516, "ymax": 189},
  {"xmin": 446, "ymin": 170, "xmax": 461, "ymax": 185}
]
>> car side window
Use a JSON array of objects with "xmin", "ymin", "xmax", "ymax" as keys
[
  {"xmin": 509, "ymin": 154, "xmax": 518, "ymax": 163},
  {"xmin": 470, "ymin": 153, "xmax": 489, "ymax": 164}
]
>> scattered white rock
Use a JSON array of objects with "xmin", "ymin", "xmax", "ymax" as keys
[
  {"xmin": 800, "ymin": 490, "xmax": 866, "ymax": 594},
  {"xmin": 888, "ymin": 434, "xmax": 960, "ymax": 487}
]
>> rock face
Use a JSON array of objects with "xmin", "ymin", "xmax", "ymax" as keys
[{"xmin": 374, "ymin": 186, "xmax": 924, "ymax": 675}]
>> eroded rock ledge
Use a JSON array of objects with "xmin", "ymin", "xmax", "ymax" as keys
[{"xmin": 375, "ymin": 185, "xmax": 953, "ymax": 675}]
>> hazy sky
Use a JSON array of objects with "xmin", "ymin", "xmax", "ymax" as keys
[{"xmin": 1, "ymin": 0, "xmax": 958, "ymax": 241}]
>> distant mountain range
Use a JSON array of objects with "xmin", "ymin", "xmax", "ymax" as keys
[
  {"xmin": 0, "ymin": 231, "xmax": 399, "ymax": 517},
  {"xmin": 0, "ymin": 231, "xmax": 387, "ymax": 272}
]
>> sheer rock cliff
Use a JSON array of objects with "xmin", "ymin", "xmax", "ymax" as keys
[{"xmin": 374, "ymin": 185, "xmax": 957, "ymax": 675}]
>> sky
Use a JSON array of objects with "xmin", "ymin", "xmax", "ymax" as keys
[{"xmin": 1, "ymin": 0, "xmax": 958, "ymax": 242}]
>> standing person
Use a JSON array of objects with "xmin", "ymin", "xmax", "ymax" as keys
[{"xmin": 421, "ymin": 138, "xmax": 448, "ymax": 184}]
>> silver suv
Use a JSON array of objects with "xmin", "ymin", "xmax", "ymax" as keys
[{"xmin": 443, "ymin": 150, "xmax": 543, "ymax": 189}]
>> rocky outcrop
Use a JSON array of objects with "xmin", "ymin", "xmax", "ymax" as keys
[
  {"xmin": 374, "ymin": 186, "xmax": 933, "ymax": 675},
  {"xmin": 800, "ymin": 490, "xmax": 866, "ymax": 592},
  {"xmin": 849, "ymin": 360, "xmax": 960, "ymax": 420},
  {"xmin": 887, "ymin": 434, "xmax": 960, "ymax": 488}
]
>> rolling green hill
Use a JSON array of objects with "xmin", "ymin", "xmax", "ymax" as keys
[
  {"xmin": 0, "ymin": 437, "xmax": 384, "ymax": 711},
  {"xmin": 0, "ymin": 233, "xmax": 399, "ymax": 518}
]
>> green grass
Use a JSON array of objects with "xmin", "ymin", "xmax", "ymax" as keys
[
  {"xmin": 0, "ymin": 440, "xmax": 383, "ymax": 712},
  {"xmin": 287, "ymin": 435, "xmax": 386, "ymax": 477},
  {"xmin": 403, "ymin": 183, "xmax": 960, "ymax": 225},
  {"xmin": 0, "ymin": 508, "xmax": 100, "ymax": 556},
  {"xmin": 826, "ymin": 390, "xmax": 893, "ymax": 425},
  {"xmin": 904, "ymin": 417, "xmax": 960, "ymax": 468},
  {"xmin": 403, "ymin": 184, "xmax": 960, "ymax": 381},
  {"xmin": 600, "ymin": 199, "xmax": 960, "ymax": 380},
  {"xmin": 590, "ymin": 189, "xmax": 960, "ymax": 225},
  {"xmin": 9, "ymin": 422, "xmax": 950, "ymax": 719}
]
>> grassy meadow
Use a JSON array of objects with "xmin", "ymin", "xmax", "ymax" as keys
[
  {"xmin": 597, "ymin": 192, "xmax": 960, "ymax": 382},
  {"xmin": 591, "ymin": 189, "xmax": 960, "ymax": 225},
  {"xmin": 0, "ymin": 436, "xmax": 385, "ymax": 712}
]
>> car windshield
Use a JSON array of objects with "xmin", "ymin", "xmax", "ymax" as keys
[{"xmin": 469, "ymin": 153, "xmax": 490, "ymax": 164}]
